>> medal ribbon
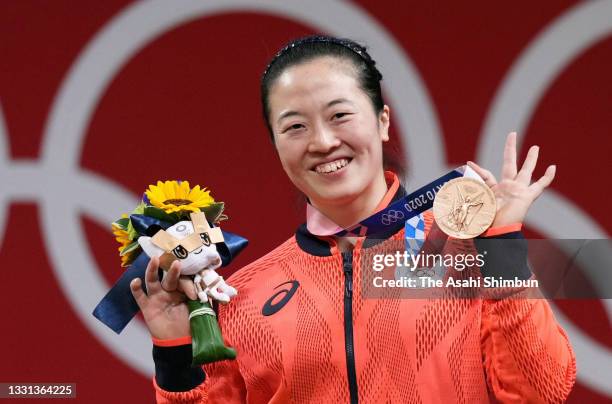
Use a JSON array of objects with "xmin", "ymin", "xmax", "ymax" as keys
[{"xmin": 317, "ymin": 165, "xmax": 480, "ymax": 237}]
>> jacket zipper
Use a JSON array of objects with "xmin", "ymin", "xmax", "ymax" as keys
[{"xmin": 342, "ymin": 252, "xmax": 359, "ymax": 404}]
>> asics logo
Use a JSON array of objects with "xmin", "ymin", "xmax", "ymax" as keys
[{"xmin": 262, "ymin": 280, "xmax": 300, "ymax": 316}]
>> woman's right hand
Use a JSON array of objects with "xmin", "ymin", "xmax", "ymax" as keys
[{"xmin": 130, "ymin": 256, "xmax": 196, "ymax": 340}]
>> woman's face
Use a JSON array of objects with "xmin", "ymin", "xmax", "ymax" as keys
[{"xmin": 268, "ymin": 56, "xmax": 390, "ymax": 208}]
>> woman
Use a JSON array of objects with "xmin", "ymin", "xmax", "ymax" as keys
[{"xmin": 130, "ymin": 36, "xmax": 576, "ymax": 403}]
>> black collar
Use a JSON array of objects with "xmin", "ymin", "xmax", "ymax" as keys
[{"xmin": 295, "ymin": 184, "xmax": 408, "ymax": 256}]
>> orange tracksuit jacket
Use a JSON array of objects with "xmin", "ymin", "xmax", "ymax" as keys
[{"xmin": 152, "ymin": 179, "xmax": 576, "ymax": 403}]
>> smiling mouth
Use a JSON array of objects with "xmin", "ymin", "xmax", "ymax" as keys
[
  {"xmin": 313, "ymin": 158, "xmax": 351, "ymax": 174},
  {"xmin": 193, "ymin": 248, "xmax": 203, "ymax": 255}
]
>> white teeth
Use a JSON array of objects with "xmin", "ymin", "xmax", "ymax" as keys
[{"xmin": 315, "ymin": 158, "xmax": 349, "ymax": 174}]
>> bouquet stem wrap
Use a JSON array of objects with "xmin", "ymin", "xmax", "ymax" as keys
[{"xmin": 188, "ymin": 300, "xmax": 236, "ymax": 365}]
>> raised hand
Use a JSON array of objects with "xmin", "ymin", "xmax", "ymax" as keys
[
  {"xmin": 467, "ymin": 132, "xmax": 556, "ymax": 228},
  {"xmin": 130, "ymin": 257, "xmax": 196, "ymax": 340}
]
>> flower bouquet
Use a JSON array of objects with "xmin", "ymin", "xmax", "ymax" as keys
[{"xmin": 94, "ymin": 180, "xmax": 248, "ymax": 365}]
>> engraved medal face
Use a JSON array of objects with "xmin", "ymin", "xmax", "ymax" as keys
[{"xmin": 433, "ymin": 177, "xmax": 497, "ymax": 239}]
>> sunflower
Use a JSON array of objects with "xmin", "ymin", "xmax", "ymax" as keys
[
  {"xmin": 111, "ymin": 215, "xmax": 134, "ymax": 266},
  {"xmin": 145, "ymin": 180, "xmax": 215, "ymax": 214}
]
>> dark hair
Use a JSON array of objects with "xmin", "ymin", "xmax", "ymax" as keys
[{"xmin": 260, "ymin": 35, "xmax": 405, "ymax": 178}]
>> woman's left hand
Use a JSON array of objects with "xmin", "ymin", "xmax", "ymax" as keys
[{"xmin": 467, "ymin": 132, "xmax": 556, "ymax": 228}]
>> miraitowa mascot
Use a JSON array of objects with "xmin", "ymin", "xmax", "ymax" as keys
[{"xmin": 93, "ymin": 180, "xmax": 248, "ymax": 365}]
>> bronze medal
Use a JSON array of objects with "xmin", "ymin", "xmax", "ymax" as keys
[{"xmin": 433, "ymin": 177, "xmax": 497, "ymax": 239}]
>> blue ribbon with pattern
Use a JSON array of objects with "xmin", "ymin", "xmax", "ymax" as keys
[{"xmin": 337, "ymin": 166, "xmax": 468, "ymax": 237}]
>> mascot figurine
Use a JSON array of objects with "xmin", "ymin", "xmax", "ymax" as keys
[{"xmin": 93, "ymin": 180, "xmax": 248, "ymax": 365}]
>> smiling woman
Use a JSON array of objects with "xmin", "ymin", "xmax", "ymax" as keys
[
  {"xmin": 267, "ymin": 58, "xmax": 389, "ymax": 228},
  {"xmin": 261, "ymin": 37, "xmax": 404, "ymax": 231},
  {"xmin": 134, "ymin": 35, "xmax": 576, "ymax": 403}
]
